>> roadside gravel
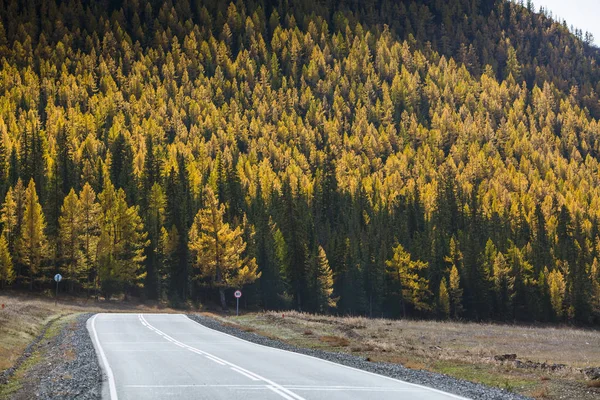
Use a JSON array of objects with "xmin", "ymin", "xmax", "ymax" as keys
[
  {"xmin": 36, "ymin": 313, "xmax": 102, "ymax": 399},
  {"xmin": 187, "ymin": 314, "xmax": 530, "ymax": 400},
  {"xmin": 7, "ymin": 313, "xmax": 102, "ymax": 400}
]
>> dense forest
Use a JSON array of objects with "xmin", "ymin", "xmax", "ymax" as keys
[{"xmin": 1, "ymin": 0, "xmax": 600, "ymax": 324}]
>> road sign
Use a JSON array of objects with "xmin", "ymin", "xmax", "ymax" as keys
[
  {"xmin": 234, "ymin": 290, "xmax": 242, "ymax": 316},
  {"xmin": 54, "ymin": 273, "xmax": 62, "ymax": 305}
]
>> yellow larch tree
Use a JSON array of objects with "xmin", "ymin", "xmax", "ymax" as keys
[
  {"xmin": 449, "ymin": 265, "xmax": 463, "ymax": 318},
  {"xmin": 547, "ymin": 267, "xmax": 566, "ymax": 318},
  {"xmin": 386, "ymin": 244, "xmax": 431, "ymax": 317},
  {"xmin": 97, "ymin": 180, "xmax": 148, "ymax": 299},
  {"xmin": 79, "ymin": 183, "xmax": 101, "ymax": 294},
  {"xmin": 59, "ymin": 189, "xmax": 82, "ymax": 292},
  {"xmin": 17, "ymin": 179, "xmax": 48, "ymax": 290},
  {"xmin": 438, "ymin": 277, "xmax": 450, "ymax": 318},
  {"xmin": 0, "ymin": 235, "xmax": 14, "ymax": 288},
  {"xmin": 189, "ymin": 187, "xmax": 260, "ymax": 310}
]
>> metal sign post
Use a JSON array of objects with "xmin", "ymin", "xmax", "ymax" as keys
[
  {"xmin": 234, "ymin": 290, "xmax": 242, "ymax": 316},
  {"xmin": 54, "ymin": 274, "xmax": 62, "ymax": 305}
]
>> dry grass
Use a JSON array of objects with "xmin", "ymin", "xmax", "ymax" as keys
[
  {"xmin": 530, "ymin": 385, "xmax": 550, "ymax": 398},
  {"xmin": 258, "ymin": 310, "xmax": 600, "ymax": 368},
  {"xmin": 219, "ymin": 310, "xmax": 600, "ymax": 400},
  {"xmin": 319, "ymin": 335, "xmax": 350, "ymax": 347}
]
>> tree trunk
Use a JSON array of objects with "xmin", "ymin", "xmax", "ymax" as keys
[
  {"xmin": 397, "ymin": 270, "xmax": 406, "ymax": 318},
  {"xmin": 69, "ymin": 266, "xmax": 74, "ymax": 293},
  {"xmin": 219, "ymin": 287, "xmax": 227, "ymax": 310}
]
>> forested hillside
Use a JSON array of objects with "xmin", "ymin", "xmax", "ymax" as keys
[{"xmin": 1, "ymin": 0, "xmax": 600, "ymax": 324}]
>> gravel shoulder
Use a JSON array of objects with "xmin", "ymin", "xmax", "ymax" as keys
[
  {"xmin": 0, "ymin": 313, "xmax": 101, "ymax": 400},
  {"xmin": 187, "ymin": 313, "xmax": 530, "ymax": 400}
]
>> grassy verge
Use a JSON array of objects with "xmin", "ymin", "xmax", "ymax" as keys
[
  {"xmin": 0, "ymin": 349, "xmax": 44, "ymax": 399},
  {"xmin": 206, "ymin": 311, "xmax": 600, "ymax": 400},
  {"xmin": 0, "ymin": 297, "xmax": 71, "ymax": 372},
  {"xmin": 0, "ymin": 313, "xmax": 74, "ymax": 399}
]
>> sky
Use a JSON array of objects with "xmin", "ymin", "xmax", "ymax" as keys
[{"xmin": 536, "ymin": 0, "xmax": 600, "ymax": 44}]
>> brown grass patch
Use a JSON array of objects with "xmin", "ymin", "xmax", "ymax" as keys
[
  {"xmin": 350, "ymin": 343, "xmax": 375, "ymax": 352},
  {"xmin": 530, "ymin": 386, "xmax": 550, "ymax": 398},
  {"xmin": 221, "ymin": 321, "xmax": 254, "ymax": 332},
  {"xmin": 586, "ymin": 380, "xmax": 600, "ymax": 388},
  {"xmin": 63, "ymin": 348, "xmax": 76, "ymax": 361},
  {"xmin": 319, "ymin": 335, "xmax": 350, "ymax": 347}
]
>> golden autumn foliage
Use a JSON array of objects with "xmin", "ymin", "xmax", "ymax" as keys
[
  {"xmin": 0, "ymin": 0, "xmax": 599, "ymax": 320},
  {"xmin": 97, "ymin": 180, "xmax": 149, "ymax": 298},
  {"xmin": 0, "ymin": 236, "xmax": 13, "ymax": 287},
  {"xmin": 547, "ymin": 268, "xmax": 566, "ymax": 318},
  {"xmin": 386, "ymin": 244, "xmax": 431, "ymax": 316},
  {"xmin": 17, "ymin": 180, "xmax": 48, "ymax": 289},
  {"xmin": 438, "ymin": 278, "xmax": 450, "ymax": 318},
  {"xmin": 189, "ymin": 187, "xmax": 260, "ymax": 308}
]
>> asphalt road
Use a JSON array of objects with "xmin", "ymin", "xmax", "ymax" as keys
[{"xmin": 88, "ymin": 313, "xmax": 468, "ymax": 400}]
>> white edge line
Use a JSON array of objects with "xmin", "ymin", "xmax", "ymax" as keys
[
  {"xmin": 185, "ymin": 315, "xmax": 470, "ymax": 400},
  {"xmin": 89, "ymin": 314, "xmax": 119, "ymax": 400},
  {"xmin": 231, "ymin": 367, "xmax": 261, "ymax": 381}
]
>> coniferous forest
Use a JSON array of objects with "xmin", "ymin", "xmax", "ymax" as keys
[{"xmin": 1, "ymin": 0, "xmax": 600, "ymax": 324}]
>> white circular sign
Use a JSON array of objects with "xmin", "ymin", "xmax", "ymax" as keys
[
  {"xmin": 234, "ymin": 290, "xmax": 242, "ymax": 298},
  {"xmin": 54, "ymin": 274, "xmax": 62, "ymax": 283}
]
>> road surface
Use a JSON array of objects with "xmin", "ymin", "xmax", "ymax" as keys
[{"xmin": 88, "ymin": 313, "xmax": 468, "ymax": 400}]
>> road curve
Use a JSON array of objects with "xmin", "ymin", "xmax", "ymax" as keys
[{"xmin": 87, "ymin": 313, "xmax": 469, "ymax": 400}]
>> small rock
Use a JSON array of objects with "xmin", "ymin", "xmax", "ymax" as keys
[
  {"xmin": 494, "ymin": 354, "xmax": 517, "ymax": 362},
  {"xmin": 583, "ymin": 367, "xmax": 600, "ymax": 381}
]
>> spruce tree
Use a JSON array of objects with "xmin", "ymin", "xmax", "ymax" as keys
[
  {"xmin": 312, "ymin": 245, "xmax": 337, "ymax": 312},
  {"xmin": 590, "ymin": 258, "xmax": 600, "ymax": 322}
]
